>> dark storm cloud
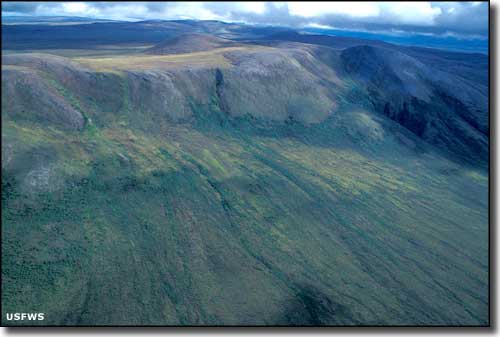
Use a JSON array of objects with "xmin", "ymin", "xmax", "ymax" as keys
[
  {"xmin": 1, "ymin": 2, "xmax": 489, "ymax": 38},
  {"xmin": 433, "ymin": 2, "xmax": 488, "ymax": 36}
]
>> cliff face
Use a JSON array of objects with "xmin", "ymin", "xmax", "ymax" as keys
[
  {"xmin": 1, "ymin": 38, "xmax": 489, "ymax": 325},
  {"xmin": 2, "ymin": 47, "xmax": 339, "ymax": 128},
  {"xmin": 3, "ymin": 40, "xmax": 488, "ymax": 165}
]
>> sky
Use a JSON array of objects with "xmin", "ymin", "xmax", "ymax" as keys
[{"xmin": 2, "ymin": 1, "xmax": 489, "ymax": 40}]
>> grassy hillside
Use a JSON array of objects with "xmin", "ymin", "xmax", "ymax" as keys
[
  {"xmin": 1, "ymin": 41, "xmax": 489, "ymax": 325},
  {"xmin": 146, "ymin": 33, "xmax": 240, "ymax": 55}
]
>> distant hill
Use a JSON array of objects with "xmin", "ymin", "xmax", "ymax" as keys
[
  {"xmin": 2, "ymin": 15, "xmax": 118, "ymax": 25},
  {"xmin": 262, "ymin": 31, "xmax": 391, "ymax": 49},
  {"xmin": 303, "ymin": 27, "xmax": 488, "ymax": 54},
  {"xmin": 146, "ymin": 33, "xmax": 240, "ymax": 54},
  {"xmin": 1, "ymin": 18, "xmax": 487, "ymax": 53}
]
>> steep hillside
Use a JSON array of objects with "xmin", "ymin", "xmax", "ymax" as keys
[
  {"xmin": 340, "ymin": 45, "xmax": 488, "ymax": 164},
  {"xmin": 2, "ymin": 47, "xmax": 338, "ymax": 127},
  {"xmin": 1, "ymin": 37, "xmax": 489, "ymax": 326}
]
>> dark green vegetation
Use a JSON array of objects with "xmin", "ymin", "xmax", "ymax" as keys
[{"xmin": 1, "ymin": 20, "xmax": 488, "ymax": 326}]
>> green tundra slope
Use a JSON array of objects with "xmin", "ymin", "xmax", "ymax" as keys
[{"xmin": 1, "ymin": 43, "xmax": 488, "ymax": 325}]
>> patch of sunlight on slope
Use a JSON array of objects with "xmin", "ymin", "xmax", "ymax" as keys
[{"xmin": 72, "ymin": 46, "xmax": 272, "ymax": 72}]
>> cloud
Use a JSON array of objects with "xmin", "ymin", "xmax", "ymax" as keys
[
  {"xmin": 287, "ymin": 2, "xmax": 381, "ymax": 18},
  {"xmin": 380, "ymin": 2, "xmax": 442, "ymax": 26},
  {"xmin": 1, "ymin": 1, "xmax": 488, "ymax": 38}
]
